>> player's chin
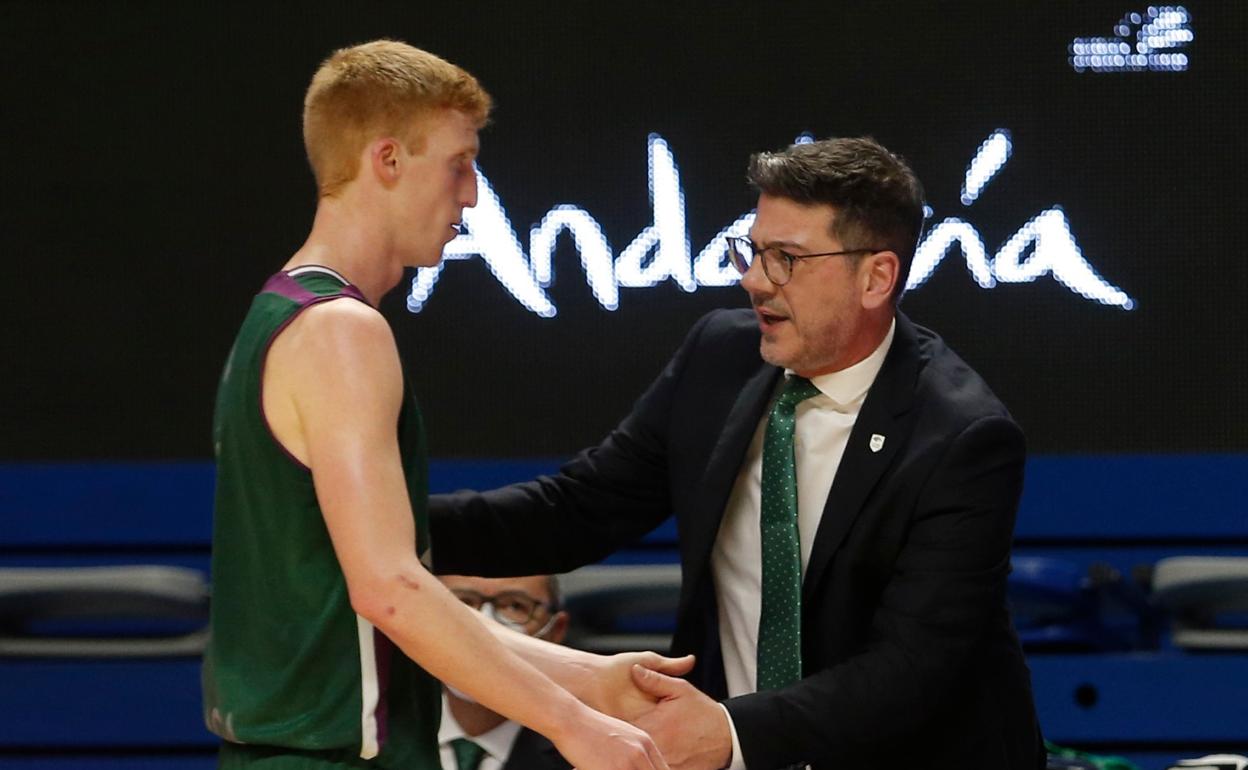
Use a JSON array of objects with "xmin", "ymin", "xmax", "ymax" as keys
[
  {"xmin": 435, "ymin": 232, "xmax": 459, "ymax": 254},
  {"xmin": 405, "ymin": 248, "xmax": 443, "ymax": 270}
]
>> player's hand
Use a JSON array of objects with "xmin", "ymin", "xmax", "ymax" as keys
[
  {"xmin": 551, "ymin": 704, "xmax": 671, "ymax": 770},
  {"xmin": 589, "ymin": 651, "xmax": 696, "ymax": 722}
]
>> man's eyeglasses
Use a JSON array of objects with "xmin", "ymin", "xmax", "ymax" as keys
[
  {"xmin": 726, "ymin": 236, "xmax": 881, "ymax": 286},
  {"xmin": 451, "ymin": 588, "xmax": 553, "ymax": 627}
]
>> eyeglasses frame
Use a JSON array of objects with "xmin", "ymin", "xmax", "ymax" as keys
[
  {"xmin": 726, "ymin": 235, "xmax": 883, "ymax": 286},
  {"xmin": 450, "ymin": 587, "xmax": 557, "ymax": 626}
]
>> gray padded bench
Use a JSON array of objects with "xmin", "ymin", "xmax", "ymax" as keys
[
  {"xmin": 0, "ymin": 565, "xmax": 210, "ymax": 657},
  {"xmin": 1153, "ymin": 557, "xmax": 1248, "ymax": 650}
]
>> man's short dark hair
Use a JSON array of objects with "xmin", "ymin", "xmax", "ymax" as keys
[{"xmin": 746, "ymin": 137, "xmax": 925, "ymax": 301}]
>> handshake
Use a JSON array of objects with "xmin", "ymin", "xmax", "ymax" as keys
[
  {"xmin": 441, "ymin": 575, "xmax": 734, "ymax": 770},
  {"xmin": 555, "ymin": 649, "xmax": 732, "ymax": 770}
]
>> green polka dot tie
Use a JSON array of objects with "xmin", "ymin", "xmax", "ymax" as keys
[
  {"xmin": 756, "ymin": 375, "xmax": 821, "ymax": 691},
  {"xmin": 451, "ymin": 738, "xmax": 487, "ymax": 770}
]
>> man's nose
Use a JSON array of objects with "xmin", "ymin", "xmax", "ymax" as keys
[{"xmin": 739, "ymin": 254, "xmax": 772, "ymax": 297}]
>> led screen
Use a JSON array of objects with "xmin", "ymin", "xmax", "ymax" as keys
[{"xmin": 2, "ymin": 2, "xmax": 1243, "ymax": 459}]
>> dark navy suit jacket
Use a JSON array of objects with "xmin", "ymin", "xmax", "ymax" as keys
[{"xmin": 431, "ymin": 309, "xmax": 1043, "ymax": 770}]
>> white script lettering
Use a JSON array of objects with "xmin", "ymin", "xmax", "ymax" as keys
[{"xmin": 408, "ymin": 130, "xmax": 1134, "ymax": 315}]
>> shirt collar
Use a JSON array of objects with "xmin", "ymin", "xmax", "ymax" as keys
[
  {"xmin": 787, "ymin": 318, "xmax": 896, "ymax": 411},
  {"xmin": 438, "ymin": 693, "xmax": 524, "ymax": 762}
]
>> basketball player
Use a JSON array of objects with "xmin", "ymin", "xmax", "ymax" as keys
[{"xmin": 203, "ymin": 40, "xmax": 687, "ymax": 770}]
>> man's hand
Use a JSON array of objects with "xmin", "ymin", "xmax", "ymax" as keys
[
  {"xmin": 589, "ymin": 651, "xmax": 696, "ymax": 722},
  {"xmin": 629, "ymin": 665, "xmax": 732, "ymax": 770}
]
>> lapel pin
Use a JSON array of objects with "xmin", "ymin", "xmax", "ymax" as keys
[{"xmin": 869, "ymin": 434, "xmax": 886, "ymax": 453}]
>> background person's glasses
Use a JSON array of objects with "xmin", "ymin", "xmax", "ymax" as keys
[
  {"xmin": 451, "ymin": 588, "xmax": 552, "ymax": 627},
  {"xmin": 726, "ymin": 235, "xmax": 880, "ymax": 286}
]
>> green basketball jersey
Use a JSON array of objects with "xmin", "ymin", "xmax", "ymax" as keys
[{"xmin": 203, "ymin": 266, "xmax": 439, "ymax": 769}]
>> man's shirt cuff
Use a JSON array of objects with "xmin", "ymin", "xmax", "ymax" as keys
[{"xmin": 718, "ymin": 703, "xmax": 746, "ymax": 770}]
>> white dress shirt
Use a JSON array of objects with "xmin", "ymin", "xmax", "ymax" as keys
[
  {"xmin": 438, "ymin": 694, "xmax": 524, "ymax": 770},
  {"xmin": 712, "ymin": 319, "xmax": 895, "ymax": 769}
]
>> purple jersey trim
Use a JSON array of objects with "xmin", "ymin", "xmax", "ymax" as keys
[
  {"xmin": 261, "ymin": 269, "xmax": 369, "ymax": 306},
  {"xmin": 374, "ymin": 629, "xmax": 394, "ymax": 748},
  {"xmin": 257, "ymin": 270, "xmax": 372, "ymax": 473}
]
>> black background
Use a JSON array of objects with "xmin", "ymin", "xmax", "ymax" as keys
[{"xmin": 2, "ymin": 1, "xmax": 1244, "ymax": 459}]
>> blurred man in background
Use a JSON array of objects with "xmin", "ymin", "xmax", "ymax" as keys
[{"xmin": 440, "ymin": 574, "xmax": 572, "ymax": 770}]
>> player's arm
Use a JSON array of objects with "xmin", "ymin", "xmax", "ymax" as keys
[
  {"xmin": 479, "ymin": 614, "xmax": 695, "ymax": 723},
  {"xmin": 278, "ymin": 301, "xmax": 667, "ymax": 770}
]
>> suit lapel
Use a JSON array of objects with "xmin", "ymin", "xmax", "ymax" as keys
[
  {"xmin": 802, "ymin": 314, "xmax": 922, "ymax": 603},
  {"xmin": 679, "ymin": 362, "xmax": 781, "ymax": 619}
]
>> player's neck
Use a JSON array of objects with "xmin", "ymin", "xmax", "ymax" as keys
[
  {"xmin": 287, "ymin": 196, "xmax": 402, "ymax": 307},
  {"xmin": 446, "ymin": 691, "xmax": 508, "ymax": 736}
]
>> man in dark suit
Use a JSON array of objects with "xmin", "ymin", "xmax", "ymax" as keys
[
  {"xmin": 438, "ymin": 574, "xmax": 572, "ymax": 770},
  {"xmin": 430, "ymin": 137, "xmax": 1043, "ymax": 770}
]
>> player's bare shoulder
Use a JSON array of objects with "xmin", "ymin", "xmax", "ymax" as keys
[
  {"xmin": 291, "ymin": 298, "xmax": 394, "ymax": 356},
  {"xmin": 267, "ymin": 298, "xmax": 398, "ymax": 381},
  {"xmin": 264, "ymin": 298, "xmax": 401, "ymax": 465}
]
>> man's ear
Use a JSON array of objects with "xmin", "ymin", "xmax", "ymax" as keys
[
  {"xmin": 860, "ymin": 250, "xmax": 899, "ymax": 309},
  {"xmin": 369, "ymin": 137, "xmax": 403, "ymax": 187},
  {"xmin": 545, "ymin": 611, "xmax": 570, "ymax": 645}
]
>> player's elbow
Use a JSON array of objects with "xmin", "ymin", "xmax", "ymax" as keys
[
  {"xmin": 344, "ymin": 564, "xmax": 427, "ymax": 630},
  {"xmin": 347, "ymin": 587, "xmax": 389, "ymax": 628}
]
